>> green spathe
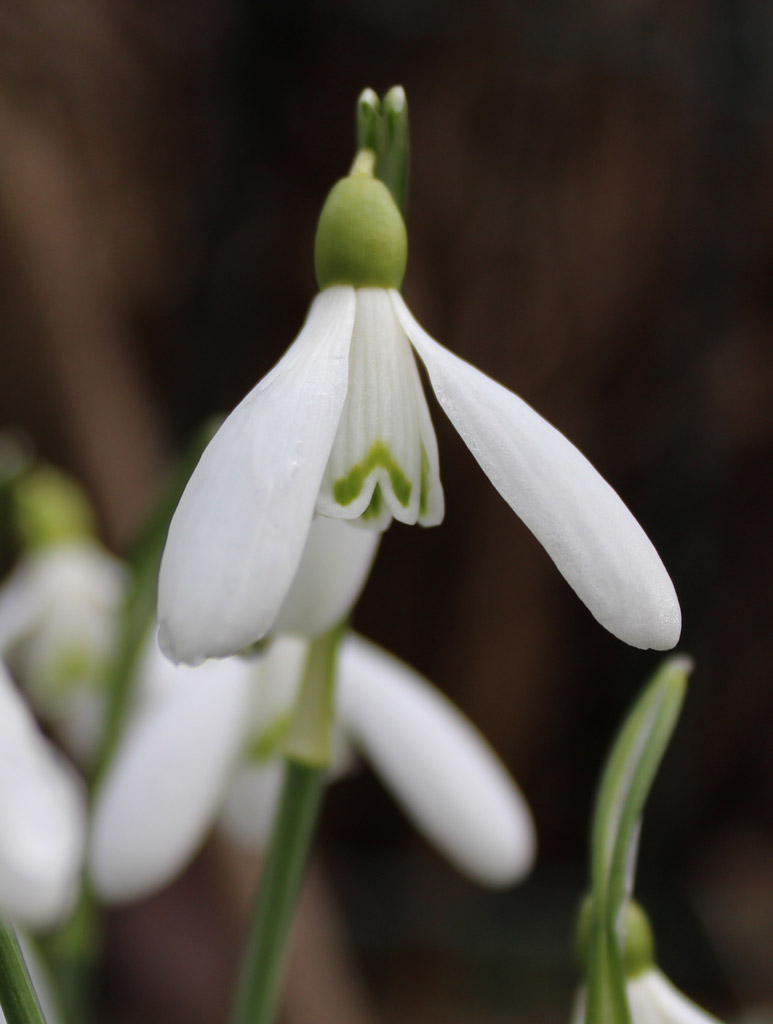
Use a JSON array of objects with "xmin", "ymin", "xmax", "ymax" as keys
[
  {"xmin": 575, "ymin": 896, "xmax": 656, "ymax": 981},
  {"xmin": 314, "ymin": 152, "xmax": 407, "ymax": 290}
]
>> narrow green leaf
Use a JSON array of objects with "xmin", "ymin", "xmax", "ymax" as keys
[
  {"xmin": 0, "ymin": 925, "xmax": 47, "ymax": 1024},
  {"xmin": 584, "ymin": 655, "xmax": 692, "ymax": 1024},
  {"xmin": 353, "ymin": 87, "xmax": 410, "ymax": 217}
]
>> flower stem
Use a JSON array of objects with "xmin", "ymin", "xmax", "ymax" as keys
[
  {"xmin": 0, "ymin": 924, "xmax": 47, "ymax": 1024},
  {"xmin": 584, "ymin": 656, "xmax": 691, "ymax": 1024},
  {"xmin": 229, "ymin": 628, "xmax": 341, "ymax": 1024}
]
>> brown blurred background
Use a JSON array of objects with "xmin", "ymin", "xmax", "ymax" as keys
[{"xmin": 0, "ymin": 0, "xmax": 772, "ymax": 1021}]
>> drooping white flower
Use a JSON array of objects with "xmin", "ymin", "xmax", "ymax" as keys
[
  {"xmin": 158, "ymin": 156, "xmax": 680, "ymax": 664},
  {"xmin": 627, "ymin": 969, "xmax": 725, "ymax": 1024},
  {"xmin": 572, "ymin": 901, "xmax": 725, "ymax": 1024},
  {"xmin": 571, "ymin": 969, "xmax": 725, "ymax": 1024},
  {"xmin": 0, "ymin": 661, "xmax": 86, "ymax": 929},
  {"xmin": 89, "ymin": 632, "xmax": 535, "ymax": 902},
  {"xmin": 0, "ymin": 541, "xmax": 126, "ymax": 761}
]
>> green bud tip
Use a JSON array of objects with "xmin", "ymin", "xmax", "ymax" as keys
[
  {"xmin": 621, "ymin": 900, "xmax": 655, "ymax": 978},
  {"xmin": 574, "ymin": 896, "xmax": 656, "ymax": 980},
  {"xmin": 13, "ymin": 466, "xmax": 96, "ymax": 551},
  {"xmin": 314, "ymin": 148, "xmax": 407, "ymax": 291}
]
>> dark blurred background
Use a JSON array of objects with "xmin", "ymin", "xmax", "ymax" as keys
[{"xmin": 1, "ymin": 0, "xmax": 772, "ymax": 1021}]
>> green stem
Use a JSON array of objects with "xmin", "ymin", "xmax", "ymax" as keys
[
  {"xmin": 38, "ymin": 883, "xmax": 100, "ymax": 1024},
  {"xmin": 230, "ymin": 761, "xmax": 325, "ymax": 1024},
  {"xmin": 230, "ymin": 629, "xmax": 341, "ymax": 1024},
  {"xmin": 0, "ymin": 924, "xmax": 47, "ymax": 1024},
  {"xmin": 584, "ymin": 656, "xmax": 691, "ymax": 1024}
]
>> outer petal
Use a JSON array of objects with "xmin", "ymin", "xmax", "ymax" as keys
[
  {"xmin": 0, "ymin": 663, "xmax": 86, "ymax": 928},
  {"xmin": 336, "ymin": 634, "xmax": 536, "ymax": 886},
  {"xmin": 89, "ymin": 653, "xmax": 253, "ymax": 902},
  {"xmin": 628, "ymin": 969, "xmax": 725, "ymax": 1024},
  {"xmin": 158, "ymin": 287, "xmax": 356, "ymax": 664},
  {"xmin": 392, "ymin": 292, "xmax": 681, "ymax": 650},
  {"xmin": 273, "ymin": 516, "xmax": 380, "ymax": 636}
]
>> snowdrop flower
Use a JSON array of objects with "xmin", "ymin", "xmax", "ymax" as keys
[
  {"xmin": 159, "ymin": 149, "xmax": 681, "ymax": 664},
  {"xmin": 572, "ymin": 902, "xmax": 725, "ymax": 1024},
  {"xmin": 0, "ymin": 540, "xmax": 126, "ymax": 762},
  {"xmin": 571, "ymin": 975, "xmax": 725, "ymax": 1024},
  {"xmin": 623, "ymin": 970, "xmax": 725, "ymax": 1024},
  {"xmin": 0, "ymin": 661, "xmax": 86, "ymax": 928},
  {"xmin": 89, "ymin": 632, "xmax": 535, "ymax": 902}
]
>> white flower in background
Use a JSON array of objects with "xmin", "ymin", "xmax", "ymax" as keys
[
  {"xmin": 0, "ymin": 540, "xmax": 126, "ymax": 762},
  {"xmin": 571, "ymin": 970, "xmax": 725, "ymax": 1024},
  {"xmin": 89, "ymin": 632, "xmax": 535, "ymax": 902},
  {"xmin": 0, "ymin": 661, "xmax": 86, "ymax": 929},
  {"xmin": 626, "ymin": 969, "xmax": 725, "ymax": 1024},
  {"xmin": 572, "ymin": 902, "xmax": 725, "ymax": 1024},
  {"xmin": 159, "ymin": 153, "xmax": 681, "ymax": 664}
]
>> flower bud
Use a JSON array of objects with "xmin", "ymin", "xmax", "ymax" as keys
[
  {"xmin": 314, "ymin": 150, "xmax": 407, "ymax": 290},
  {"xmin": 13, "ymin": 467, "xmax": 96, "ymax": 551},
  {"xmin": 574, "ymin": 895, "xmax": 656, "ymax": 979},
  {"xmin": 621, "ymin": 900, "xmax": 656, "ymax": 978}
]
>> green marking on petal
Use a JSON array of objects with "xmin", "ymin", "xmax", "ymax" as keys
[
  {"xmin": 419, "ymin": 446, "xmax": 430, "ymax": 518},
  {"xmin": 333, "ymin": 441, "xmax": 412, "ymax": 508},
  {"xmin": 245, "ymin": 714, "xmax": 293, "ymax": 764},
  {"xmin": 44, "ymin": 646, "xmax": 105, "ymax": 696},
  {"xmin": 361, "ymin": 486, "xmax": 384, "ymax": 522}
]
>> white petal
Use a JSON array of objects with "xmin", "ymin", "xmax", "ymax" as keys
[
  {"xmin": 0, "ymin": 566, "xmax": 47, "ymax": 652},
  {"xmin": 0, "ymin": 664, "xmax": 86, "ymax": 928},
  {"xmin": 89, "ymin": 655, "xmax": 253, "ymax": 902},
  {"xmin": 158, "ymin": 287, "xmax": 356, "ymax": 664},
  {"xmin": 628, "ymin": 969, "xmax": 725, "ymax": 1024},
  {"xmin": 219, "ymin": 760, "xmax": 285, "ymax": 849},
  {"xmin": 393, "ymin": 292, "xmax": 681, "ymax": 651},
  {"xmin": 0, "ymin": 543, "xmax": 124, "ymax": 686},
  {"xmin": 317, "ymin": 288, "xmax": 444, "ymax": 528},
  {"xmin": 336, "ymin": 634, "xmax": 536, "ymax": 886},
  {"xmin": 274, "ymin": 516, "xmax": 380, "ymax": 635},
  {"xmin": 244, "ymin": 634, "xmax": 307, "ymax": 734}
]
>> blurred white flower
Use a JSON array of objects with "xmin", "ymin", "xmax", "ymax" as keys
[
  {"xmin": 626, "ymin": 969, "xmax": 725, "ymax": 1024},
  {"xmin": 572, "ymin": 969, "xmax": 725, "ymax": 1024},
  {"xmin": 0, "ymin": 541, "xmax": 126, "ymax": 761},
  {"xmin": 89, "ymin": 632, "xmax": 535, "ymax": 902},
  {"xmin": 0, "ymin": 661, "xmax": 86, "ymax": 929}
]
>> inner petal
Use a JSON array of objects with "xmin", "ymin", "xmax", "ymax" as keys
[{"xmin": 317, "ymin": 288, "xmax": 444, "ymax": 528}]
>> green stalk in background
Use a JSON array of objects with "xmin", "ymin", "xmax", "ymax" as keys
[
  {"xmin": 0, "ymin": 925, "xmax": 47, "ymax": 1024},
  {"xmin": 229, "ymin": 628, "xmax": 341, "ymax": 1024},
  {"xmin": 583, "ymin": 656, "xmax": 691, "ymax": 1024}
]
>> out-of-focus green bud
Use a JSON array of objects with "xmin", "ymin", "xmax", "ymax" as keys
[
  {"xmin": 574, "ymin": 895, "xmax": 655, "ymax": 980},
  {"xmin": 621, "ymin": 901, "xmax": 655, "ymax": 979},
  {"xmin": 13, "ymin": 467, "xmax": 96, "ymax": 551}
]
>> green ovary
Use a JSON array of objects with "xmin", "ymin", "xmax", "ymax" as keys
[{"xmin": 333, "ymin": 441, "xmax": 412, "ymax": 509}]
